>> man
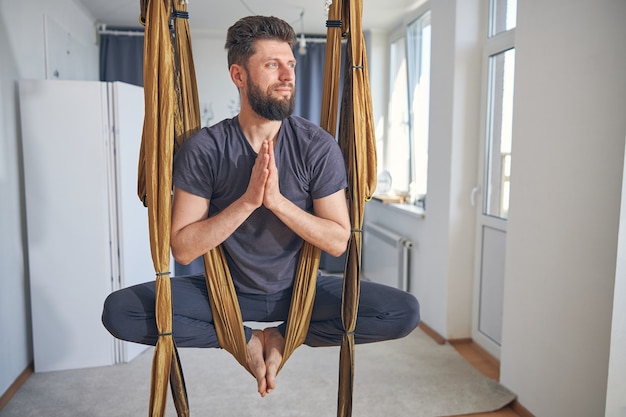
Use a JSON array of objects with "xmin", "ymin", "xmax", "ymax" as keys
[{"xmin": 102, "ymin": 15, "xmax": 419, "ymax": 398}]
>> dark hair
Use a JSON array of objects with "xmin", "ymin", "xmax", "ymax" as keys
[{"xmin": 225, "ymin": 16, "xmax": 297, "ymax": 68}]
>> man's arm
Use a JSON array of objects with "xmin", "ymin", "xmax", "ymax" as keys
[
  {"xmin": 170, "ymin": 188, "xmax": 253, "ymax": 264},
  {"xmin": 170, "ymin": 141, "xmax": 271, "ymax": 265},
  {"xmin": 262, "ymin": 140, "xmax": 351, "ymax": 256},
  {"xmin": 267, "ymin": 189, "xmax": 351, "ymax": 257}
]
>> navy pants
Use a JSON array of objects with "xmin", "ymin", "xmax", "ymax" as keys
[{"xmin": 102, "ymin": 274, "xmax": 420, "ymax": 348}]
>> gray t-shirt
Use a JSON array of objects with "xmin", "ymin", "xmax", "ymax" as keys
[{"xmin": 173, "ymin": 115, "xmax": 347, "ymax": 294}]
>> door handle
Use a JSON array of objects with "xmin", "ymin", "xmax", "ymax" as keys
[{"xmin": 471, "ymin": 186, "xmax": 481, "ymax": 207}]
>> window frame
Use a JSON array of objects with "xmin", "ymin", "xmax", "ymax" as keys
[
  {"xmin": 481, "ymin": 27, "xmax": 516, "ymax": 220},
  {"xmin": 381, "ymin": 3, "xmax": 432, "ymax": 203}
]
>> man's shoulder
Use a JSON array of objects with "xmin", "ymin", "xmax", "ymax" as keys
[
  {"xmin": 182, "ymin": 117, "xmax": 239, "ymax": 148},
  {"xmin": 284, "ymin": 116, "xmax": 333, "ymax": 141},
  {"xmin": 286, "ymin": 115, "xmax": 323, "ymax": 130}
]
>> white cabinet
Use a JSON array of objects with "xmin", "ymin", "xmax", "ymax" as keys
[{"xmin": 19, "ymin": 79, "xmax": 150, "ymax": 372}]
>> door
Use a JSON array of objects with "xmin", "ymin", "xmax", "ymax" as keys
[{"xmin": 472, "ymin": 3, "xmax": 517, "ymax": 359}]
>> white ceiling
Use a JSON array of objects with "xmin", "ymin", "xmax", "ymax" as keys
[{"xmin": 75, "ymin": 0, "xmax": 422, "ymax": 35}]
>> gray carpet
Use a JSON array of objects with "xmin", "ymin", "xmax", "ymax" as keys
[{"xmin": 0, "ymin": 328, "xmax": 516, "ymax": 417}]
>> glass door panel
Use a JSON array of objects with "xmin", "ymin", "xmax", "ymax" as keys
[{"xmin": 485, "ymin": 48, "xmax": 515, "ymax": 219}]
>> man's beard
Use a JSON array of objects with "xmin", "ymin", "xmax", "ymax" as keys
[{"xmin": 247, "ymin": 79, "xmax": 296, "ymax": 121}]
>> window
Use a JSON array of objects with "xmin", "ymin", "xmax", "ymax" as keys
[
  {"xmin": 407, "ymin": 12, "xmax": 432, "ymax": 202},
  {"xmin": 485, "ymin": 48, "xmax": 515, "ymax": 218},
  {"xmin": 383, "ymin": 10, "xmax": 431, "ymax": 205},
  {"xmin": 489, "ymin": 0, "xmax": 517, "ymax": 37},
  {"xmin": 483, "ymin": 0, "xmax": 516, "ymax": 219},
  {"xmin": 386, "ymin": 36, "xmax": 410, "ymax": 194}
]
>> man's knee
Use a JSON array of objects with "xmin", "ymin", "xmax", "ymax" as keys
[
  {"xmin": 395, "ymin": 292, "xmax": 420, "ymax": 339},
  {"xmin": 101, "ymin": 290, "xmax": 135, "ymax": 342},
  {"xmin": 102, "ymin": 291, "xmax": 119, "ymax": 336}
]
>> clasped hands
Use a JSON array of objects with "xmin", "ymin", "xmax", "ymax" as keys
[{"xmin": 245, "ymin": 139, "xmax": 284, "ymax": 211}]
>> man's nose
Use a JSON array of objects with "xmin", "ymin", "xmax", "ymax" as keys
[{"xmin": 279, "ymin": 65, "xmax": 294, "ymax": 81}]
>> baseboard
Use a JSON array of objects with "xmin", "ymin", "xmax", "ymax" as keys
[
  {"xmin": 418, "ymin": 321, "xmax": 446, "ymax": 344},
  {"xmin": 510, "ymin": 399, "xmax": 535, "ymax": 417},
  {"xmin": 0, "ymin": 362, "xmax": 33, "ymax": 411},
  {"xmin": 448, "ymin": 337, "xmax": 500, "ymax": 372}
]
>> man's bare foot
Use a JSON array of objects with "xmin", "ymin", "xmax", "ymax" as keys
[
  {"xmin": 263, "ymin": 327, "xmax": 285, "ymax": 394},
  {"xmin": 247, "ymin": 329, "xmax": 268, "ymax": 397}
]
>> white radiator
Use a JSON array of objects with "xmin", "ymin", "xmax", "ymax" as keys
[{"xmin": 362, "ymin": 222, "xmax": 413, "ymax": 291}]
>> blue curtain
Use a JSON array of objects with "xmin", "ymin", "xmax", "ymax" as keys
[
  {"xmin": 294, "ymin": 41, "xmax": 327, "ymax": 123},
  {"xmin": 294, "ymin": 40, "xmax": 346, "ymax": 139},
  {"xmin": 99, "ymin": 31, "xmax": 144, "ymax": 86}
]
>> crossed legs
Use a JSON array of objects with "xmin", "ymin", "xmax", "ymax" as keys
[{"xmin": 102, "ymin": 273, "xmax": 419, "ymax": 397}]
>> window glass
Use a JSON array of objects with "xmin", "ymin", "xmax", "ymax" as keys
[
  {"xmin": 406, "ymin": 12, "xmax": 431, "ymax": 202},
  {"xmin": 385, "ymin": 36, "xmax": 410, "ymax": 194},
  {"xmin": 489, "ymin": 0, "xmax": 517, "ymax": 36},
  {"xmin": 383, "ymin": 11, "xmax": 432, "ymax": 204},
  {"xmin": 484, "ymin": 48, "xmax": 515, "ymax": 219}
]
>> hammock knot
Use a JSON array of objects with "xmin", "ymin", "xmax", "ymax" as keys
[
  {"xmin": 156, "ymin": 271, "xmax": 171, "ymax": 277},
  {"xmin": 157, "ymin": 332, "xmax": 173, "ymax": 337},
  {"xmin": 326, "ymin": 19, "xmax": 342, "ymax": 28},
  {"xmin": 351, "ymin": 229, "xmax": 362, "ymax": 233},
  {"xmin": 172, "ymin": 10, "xmax": 189, "ymax": 20}
]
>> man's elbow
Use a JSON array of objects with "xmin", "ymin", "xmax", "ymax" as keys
[
  {"xmin": 170, "ymin": 240, "xmax": 195, "ymax": 266},
  {"xmin": 326, "ymin": 246, "xmax": 347, "ymax": 258},
  {"xmin": 325, "ymin": 232, "xmax": 350, "ymax": 257},
  {"xmin": 171, "ymin": 249, "xmax": 193, "ymax": 266}
]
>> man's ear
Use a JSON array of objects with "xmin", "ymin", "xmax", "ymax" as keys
[{"xmin": 230, "ymin": 64, "xmax": 245, "ymax": 88}]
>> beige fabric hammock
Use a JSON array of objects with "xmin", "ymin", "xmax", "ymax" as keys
[{"xmin": 136, "ymin": 1, "xmax": 375, "ymax": 416}]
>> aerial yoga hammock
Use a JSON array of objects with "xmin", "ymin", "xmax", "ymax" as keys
[{"xmin": 136, "ymin": 0, "xmax": 376, "ymax": 416}]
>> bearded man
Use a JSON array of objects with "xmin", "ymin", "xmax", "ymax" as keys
[{"xmin": 102, "ymin": 15, "xmax": 420, "ymax": 398}]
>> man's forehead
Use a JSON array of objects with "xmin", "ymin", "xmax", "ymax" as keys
[{"xmin": 251, "ymin": 39, "xmax": 294, "ymax": 59}]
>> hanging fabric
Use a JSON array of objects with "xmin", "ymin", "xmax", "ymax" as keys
[
  {"xmin": 137, "ymin": 0, "xmax": 197, "ymax": 415},
  {"xmin": 321, "ymin": 0, "xmax": 377, "ymax": 415},
  {"xmin": 137, "ymin": 0, "xmax": 375, "ymax": 416}
]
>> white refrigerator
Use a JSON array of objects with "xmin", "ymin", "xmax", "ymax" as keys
[{"xmin": 19, "ymin": 79, "xmax": 152, "ymax": 372}]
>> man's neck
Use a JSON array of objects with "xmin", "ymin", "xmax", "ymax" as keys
[{"xmin": 238, "ymin": 110, "xmax": 283, "ymax": 152}]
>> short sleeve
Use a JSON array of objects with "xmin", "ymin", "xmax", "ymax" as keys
[
  {"xmin": 172, "ymin": 129, "xmax": 215, "ymax": 200},
  {"xmin": 308, "ymin": 130, "xmax": 348, "ymax": 199}
]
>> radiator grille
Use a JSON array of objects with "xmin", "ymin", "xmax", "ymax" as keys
[{"xmin": 362, "ymin": 222, "xmax": 412, "ymax": 291}]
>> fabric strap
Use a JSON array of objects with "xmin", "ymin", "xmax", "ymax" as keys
[{"xmin": 139, "ymin": 1, "xmax": 374, "ymax": 416}]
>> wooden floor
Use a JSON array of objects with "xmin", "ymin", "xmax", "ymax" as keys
[{"xmin": 445, "ymin": 340, "xmax": 522, "ymax": 417}]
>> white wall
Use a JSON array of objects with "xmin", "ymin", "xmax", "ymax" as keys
[
  {"xmin": 0, "ymin": 0, "xmax": 98, "ymax": 397},
  {"xmin": 418, "ymin": 0, "xmax": 483, "ymax": 338},
  {"xmin": 363, "ymin": 0, "xmax": 484, "ymax": 341},
  {"xmin": 191, "ymin": 30, "xmax": 239, "ymax": 126},
  {"xmin": 500, "ymin": 1, "xmax": 626, "ymax": 416}
]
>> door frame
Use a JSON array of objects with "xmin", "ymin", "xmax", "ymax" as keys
[{"xmin": 471, "ymin": 28, "xmax": 516, "ymax": 360}]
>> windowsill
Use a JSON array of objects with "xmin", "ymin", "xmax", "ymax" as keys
[{"xmin": 369, "ymin": 195, "xmax": 426, "ymax": 218}]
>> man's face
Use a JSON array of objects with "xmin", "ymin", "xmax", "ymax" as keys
[{"xmin": 243, "ymin": 39, "xmax": 296, "ymax": 120}]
